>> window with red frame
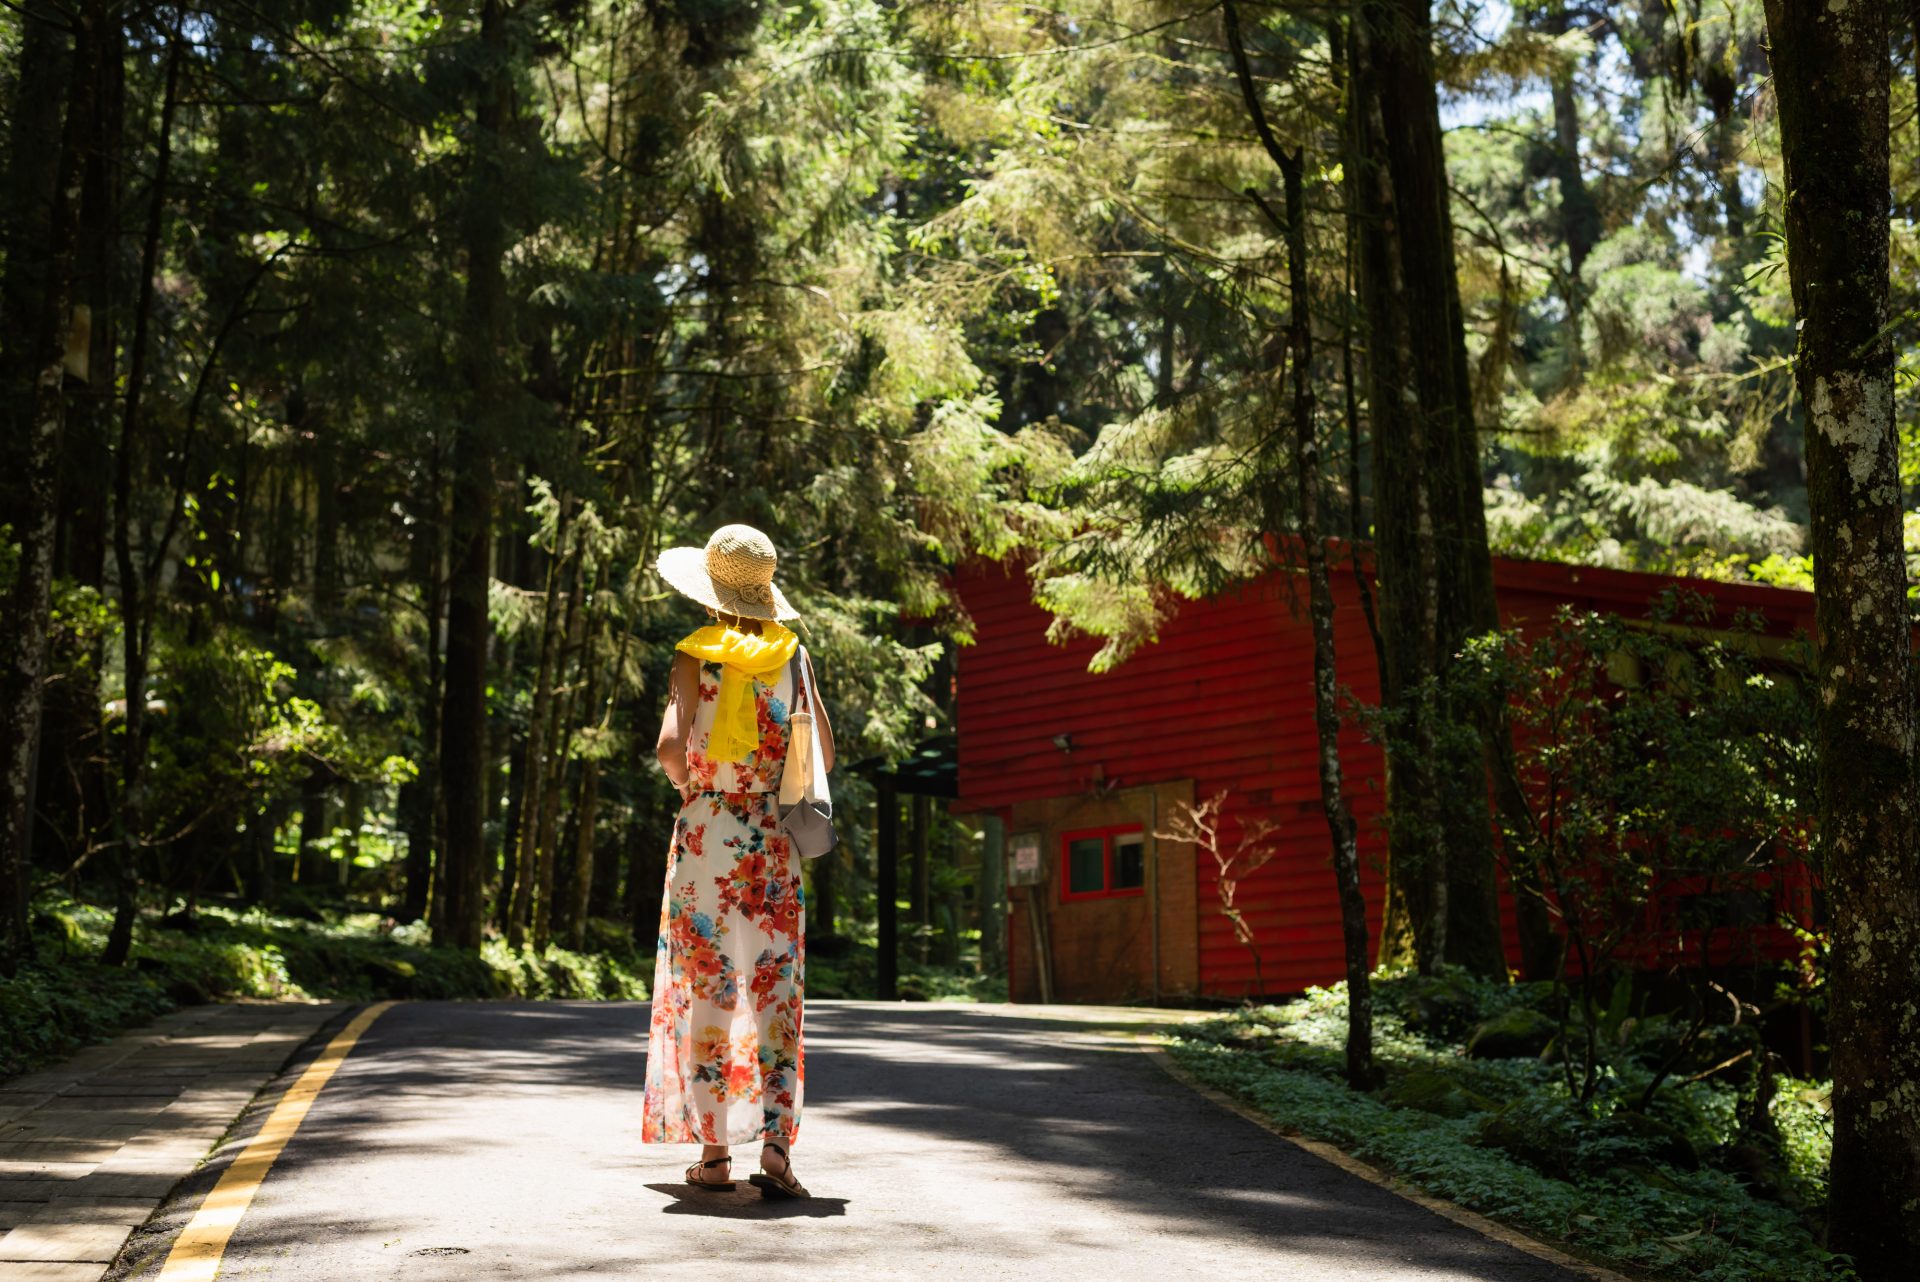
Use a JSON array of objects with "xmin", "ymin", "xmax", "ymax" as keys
[{"xmin": 1060, "ymin": 826, "xmax": 1146, "ymax": 900}]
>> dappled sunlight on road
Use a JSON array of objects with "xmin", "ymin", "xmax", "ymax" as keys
[{"xmin": 114, "ymin": 1001, "xmax": 1588, "ymax": 1282}]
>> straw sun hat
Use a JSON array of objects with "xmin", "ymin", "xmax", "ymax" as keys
[{"xmin": 655, "ymin": 524, "xmax": 799, "ymax": 622}]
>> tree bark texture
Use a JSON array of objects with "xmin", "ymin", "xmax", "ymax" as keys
[
  {"xmin": 1762, "ymin": 1, "xmax": 1920, "ymax": 1271},
  {"xmin": 1348, "ymin": 0, "xmax": 1506, "ymax": 977},
  {"xmin": 1223, "ymin": 0, "xmax": 1375, "ymax": 1087},
  {"xmin": 105, "ymin": 27, "xmax": 184, "ymax": 966},
  {"xmin": 438, "ymin": 474, "xmax": 490, "ymax": 951},
  {"xmin": 563, "ymin": 619, "xmax": 603, "ymax": 950},
  {"xmin": 0, "ymin": 0, "xmax": 74, "ymax": 519},
  {"xmin": 34, "ymin": 11, "xmax": 122, "ymax": 890},
  {"xmin": 532, "ymin": 547, "xmax": 583, "ymax": 952},
  {"xmin": 400, "ymin": 465, "xmax": 445, "ymax": 923},
  {"xmin": 511, "ymin": 527, "xmax": 570, "ymax": 949},
  {"xmin": 436, "ymin": 0, "xmax": 514, "ymax": 952},
  {"xmin": 1543, "ymin": 0, "xmax": 1596, "ymax": 371},
  {"xmin": 1283, "ymin": 171, "xmax": 1375, "ymax": 1090},
  {"xmin": 0, "ymin": 4, "xmax": 97, "ymax": 972}
]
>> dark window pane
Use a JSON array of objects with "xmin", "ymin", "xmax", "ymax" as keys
[
  {"xmin": 1113, "ymin": 834, "xmax": 1145, "ymax": 890},
  {"xmin": 1067, "ymin": 837, "xmax": 1106, "ymax": 894}
]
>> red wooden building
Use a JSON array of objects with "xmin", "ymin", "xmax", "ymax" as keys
[{"xmin": 949, "ymin": 552, "xmax": 1820, "ymax": 1005}]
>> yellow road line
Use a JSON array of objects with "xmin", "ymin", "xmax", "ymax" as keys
[{"xmin": 156, "ymin": 1001, "xmax": 398, "ymax": 1282}]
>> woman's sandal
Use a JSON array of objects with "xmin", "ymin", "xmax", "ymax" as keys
[
  {"xmin": 748, "ymin": 1142, "xmax": 809, "ymax": 1199},
  {"xmin": 684, "ymin": 1155, "xmax": 735, "ymax": 1192}
]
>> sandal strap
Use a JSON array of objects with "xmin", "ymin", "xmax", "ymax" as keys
[{"xmin": 701, "ymin": 1156, "xmax": 731, "ymax": 1168}]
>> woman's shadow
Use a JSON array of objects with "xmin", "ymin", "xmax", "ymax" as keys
[{"xmin": 645, "ymin": 1183, "xmax": 850, "ymax": 1219}]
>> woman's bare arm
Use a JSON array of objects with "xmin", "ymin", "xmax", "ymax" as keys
[
  {"xmin": 804, "ymin": 651, "xmax": 836, "ymax": 773},
  {"xmin": 655, "ymin": 652, "xmax": 701, "ymax": 788}
]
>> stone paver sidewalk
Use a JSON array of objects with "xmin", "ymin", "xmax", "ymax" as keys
[{"xmin": 0, "ymin": 1002, "xmax": 347, "ymax": 1282}]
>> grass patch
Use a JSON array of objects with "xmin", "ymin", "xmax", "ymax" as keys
[
  {"xmin": 1166, "ymin": 974, "xmax": 1846, "ymax": 1282},
  {"xmin": 3, "ymin": 898, "xmax": 650, "ymax": 1083}
]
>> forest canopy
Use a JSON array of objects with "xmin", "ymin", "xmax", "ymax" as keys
[{"xmin": 3, "ymin": 0, "xmax": 1919, "ymax": 1271}]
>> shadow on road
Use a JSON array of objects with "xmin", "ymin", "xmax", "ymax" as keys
[
  {"xmin": 125, "ymin": 1000, "xmax": 1583, "ymax": 1280},
  {"xmin": 645, "ymin": 1182, "xmax": 850, "ymax": 1218}
]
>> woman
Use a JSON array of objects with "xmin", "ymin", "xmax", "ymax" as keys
[{"xmin": 643, "ymin": 524, "xmax": 834, "ymax": 1200}]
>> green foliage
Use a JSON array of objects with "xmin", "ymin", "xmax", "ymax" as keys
[
  {"xmin": 0, "ymin": 950, "xmax": 175, "ymax": 1082},
  {"xmin": 0, "ymin": 900, "xmax": 647, "ymax": 1084},
  {"xmin": 1171, "ymin": 975, "xmax": 1849, "ymax": 1282},
  {"xmin": 806, "ymin": 942, "xmax": 1007, "ymax": 1003},
  {"xmin": 1454, "ymin": 592, "xmax": 1816, "ymax": 1102},
  {"xmin": 3, "ymin": 0, "xmax": 1897, "ymax": 1080}
]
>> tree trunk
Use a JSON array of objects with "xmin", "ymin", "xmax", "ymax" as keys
[
  {"xmin": 0, "ymin": 1, "xmax": 74, "ymax": 519},
  {"xmin": 436, "ymin": 0, "xmax": 514, "ymax": 953},
  {"xmin": 37, "ymin": 11, "xmax": 122, "ymax": 890},
  {"xmin": 587, "ymin": 772, "xmax": 620, "ymax": 919},
  {"xmin": 338, "ymin": 783, "xmax": 364, "ymax": 891},
  {"xmin": 1762, "ymin": 1, "xmax": 1920, "ymax": 1270},
  {"xmin": 978, "ymin": 815, "xmax": 1006, "ymax": 977},
  {"xmin": 1349, "ymin": 0, "xmax": 1506, "ymax": 977},
  {"xmin": 248, "ymin": 799, "xmax": 287, "ymax": 905},
  {"xmin": 312, "ymin": 425, "xmax": 340, "ymax": 612},
  {"xmin": 399, "ymin": 464, "xmax": 444, "ymax": 923},
  {"xmin": 1223, "ymin": 0, "xmax": 1375, "ymax": 1085},
  {"xmin": 515, "ymin": 519, "xmax": 571, "ymax": 948},
  {"xmin": 1544, "ymin": 0, "xmax": 1596, "ymax": 371},
  {"xmin": 910, "ymin": 793, "xmax": 931, "ymax": 964},
  {"xmin": 529, "ymin": 533, "xmax": 579, "ymax": 951},
  {"xmin": 566, "ymin": 766, "xmax": 600, "ymax": 950},
  {"xmin": 0, "ymin": 3, "xmax": 96, "ymax": 973},
  {"xmin": 1288, "ymin": 166, "xmax": 1375, "ymax": 1090},
  {"xmin": 564, "ymin": 621, "xmax": 602, "ymax": 951},
  {"xmin": 296, "ymin": 769, "xmax": 332, "ymax": 888},
  {"xmin": 937, "ymin": 823, "xmax": 961, "ymax": 968},
  {"xmin": 438, "ymin": 470, "xmax": 490, "ymax": 952},
  {"xmin": 877, "ymin": 778, "xmax": 900, "ymax": 999},
  {"xmin": 104, "ymin": 26, "xmax": 184, "ymax": 967},
  {"xmin": 532, "ymin": 545, "xmax": 583, "ymax": 952}
]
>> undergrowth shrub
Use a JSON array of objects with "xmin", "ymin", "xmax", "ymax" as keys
[{"xmin": 1169, "ymin": 972, "xmax": 1846, "ymax": 1282}]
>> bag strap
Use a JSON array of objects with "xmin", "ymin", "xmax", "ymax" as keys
[
  {"xmin": 805, "ymin": 648, "xmax": 830, "ymax": 803},
  {"xmin": 791, "ymin": 645, "xmax": 811, "ymax": 714}
]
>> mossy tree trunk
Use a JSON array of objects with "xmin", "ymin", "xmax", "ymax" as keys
[{"xmin": 1762, "ymin": 0, "xmax": 1920, "ymax": 1270}]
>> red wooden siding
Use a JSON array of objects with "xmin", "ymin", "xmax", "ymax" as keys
[{"xmin": 952, "ymin": 550, "xmax": 1819, "ymax": 1000}]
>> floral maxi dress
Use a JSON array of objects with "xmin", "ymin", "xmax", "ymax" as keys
[{"xmin": 642, "ymin": 658, "xmax": 804, "ymax": 1146}]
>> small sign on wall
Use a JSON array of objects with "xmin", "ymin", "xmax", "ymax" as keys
[{"xmin": 1008, "ymin": 831, "xmax": 1044, "ymax": 886}]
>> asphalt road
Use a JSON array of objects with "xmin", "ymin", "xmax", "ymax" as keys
[{"xmin": 116, "ymin": 1001, "xmax": 1587, "ymax": 1281}]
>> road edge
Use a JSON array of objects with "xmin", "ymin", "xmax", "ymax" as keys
[
  {"xmin": 102, "ymin": 1003, "xmax": 366, "ymax": 1282},
  {"xmin": 1143, "ymin": 1045, "xmax": 1640, "ymax": 1282}
]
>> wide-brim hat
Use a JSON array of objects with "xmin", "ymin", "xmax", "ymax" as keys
[{"xmin": 656, "ymin": 523, "xmax": 799, "ymax": 621}]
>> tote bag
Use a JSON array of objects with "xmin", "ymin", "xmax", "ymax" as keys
[{"xmin": 778, "ymin": 647, "xmax": 836, "ymax": 859}]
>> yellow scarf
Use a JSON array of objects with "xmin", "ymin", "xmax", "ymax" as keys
[{"xmin": 676, "ymin": 622, "xmax": 799, "ymax": 763}]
